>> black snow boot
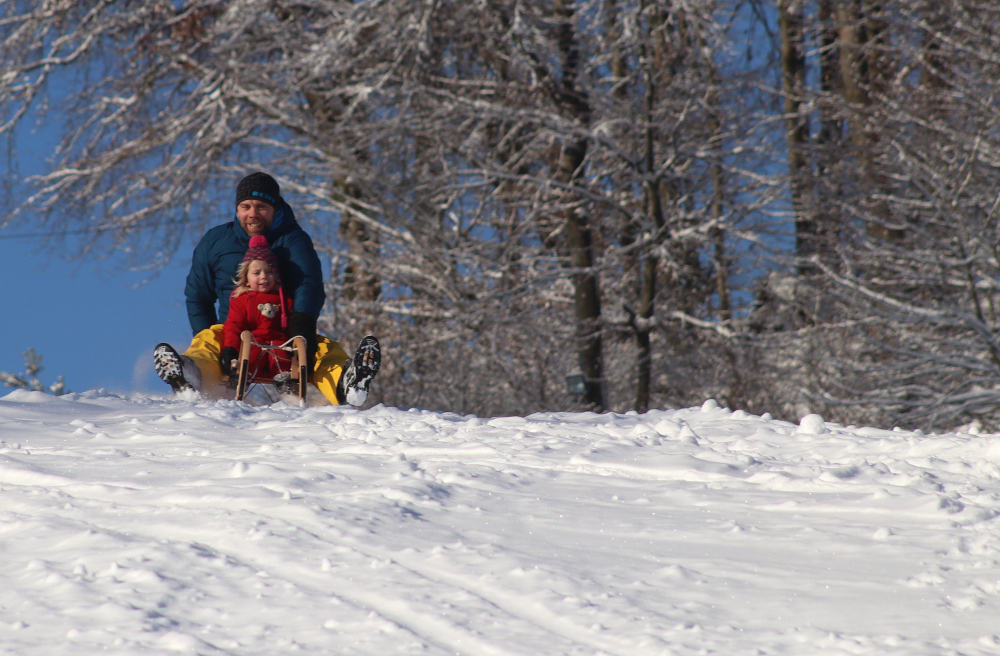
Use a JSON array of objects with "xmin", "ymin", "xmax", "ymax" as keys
[
  {"xmin": 337, "ymin": 335, "xmax": 381, "ymax": 407},
  {"xmin": 273, "ymin": 371, "xmax": 299, "ymax": 397},
  {"xmin": 153, "ymin": 343, "xmax": 197, "ymax": 394}
]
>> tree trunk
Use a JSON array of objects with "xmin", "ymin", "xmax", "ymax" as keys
[
  {"xmin": 814, "ymin": 0, "xmax": 842, "ymax": 269},
  {"xmin": 778, "ymin": 0, "xmax": 816, "ymax": 273},
  {"xmin": 333, "ymin": 178, "xmax": 381, "ymax": 306},
  {"xmin": 836, "ymin": 0, "xmax": 902, "ymax": 241},
  {"xmin": 633, "ymin": 0, "xmax": 671, "ymax": 413},
  {"xmin": 604, "ymin": 0, "xmax": 627, "ymax": 97},
  {"xmin": 554, "ymin": 0, "xmax": 606, "ymax": 411}
]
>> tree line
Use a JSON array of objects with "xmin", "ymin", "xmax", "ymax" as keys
[{"xmin": 2, "ymin": 0, "xmax": 999, "ymax": 431}]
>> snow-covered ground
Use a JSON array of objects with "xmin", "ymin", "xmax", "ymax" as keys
[{"xmin": 1, "ymin": 389, "xmax": 999, "ymax": 655}]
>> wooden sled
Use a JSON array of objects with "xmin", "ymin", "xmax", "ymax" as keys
[{"xmin": 233, "ymin": 330, "xmax": 309, "ymax": 407}]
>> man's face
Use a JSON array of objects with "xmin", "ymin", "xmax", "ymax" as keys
[{"xmin": 237, "ymin": 200, "xmax": 275, "ymax": 236}]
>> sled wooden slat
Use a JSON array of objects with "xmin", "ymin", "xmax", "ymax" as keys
[
  {"xmin": 234, "ymin": 330, "xmax": 254, "ymax": 402},
  {"xmin": 292, "ymin": 335, "xmax": 307, "ymax": 406}
]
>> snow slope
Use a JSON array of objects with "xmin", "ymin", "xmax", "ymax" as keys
[{"xmin": 1, "ymin": 389, "xmax": 999, "ymax": 655}]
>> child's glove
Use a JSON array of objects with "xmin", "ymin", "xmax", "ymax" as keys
[{"xmin": 219, "ymin": 346, "xmax": 239, "ymax": 376}]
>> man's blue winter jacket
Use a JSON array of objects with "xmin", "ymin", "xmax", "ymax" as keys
[{"xmin": 185, "ymin": 200, "xmax": 326, "ymax": 335}]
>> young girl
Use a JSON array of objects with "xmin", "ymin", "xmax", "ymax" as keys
[{"xmin": 220, "ymin": 235, "xmax": 295, "ymax": 381}]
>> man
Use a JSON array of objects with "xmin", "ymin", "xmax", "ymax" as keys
[{"xmin": 153, "ymin": 172, "xmax": 380, "ymax": 406}]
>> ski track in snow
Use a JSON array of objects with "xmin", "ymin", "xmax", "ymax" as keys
[{"xmin": 1, "ymin": 390, "xmax": 1000, "ymax": 655}]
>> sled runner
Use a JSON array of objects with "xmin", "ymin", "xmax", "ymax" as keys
[{"xmin": 232, "ymin": 330, "xmax": 309, "ymax": 407}]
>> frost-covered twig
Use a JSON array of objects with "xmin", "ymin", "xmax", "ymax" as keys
[{"xmin": 0, "ymin": 349, "xmax": 67, "ymax": 395}]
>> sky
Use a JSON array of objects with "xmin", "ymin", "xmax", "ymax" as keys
[
  {"xmin": 0, "ymin": 236, "xmax": 194, "ymax": 395},
  {"xmin": 0, "ymin": 103, "xmax": 208, "ymax": 395},
  {"xmin": 1, "ymin": 390, "xmax": 998, "ymax": 654}
]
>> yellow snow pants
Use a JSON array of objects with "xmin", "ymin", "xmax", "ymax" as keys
[{"xmin": 183, "ymin": 325, "xmax": 351, "ymax": 404}]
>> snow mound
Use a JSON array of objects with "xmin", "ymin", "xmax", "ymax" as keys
[{"xmin": 2, "ymin": 389, "xmax": 1000, "ymax": 654}]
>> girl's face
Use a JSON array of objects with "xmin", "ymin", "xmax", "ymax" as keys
[{"xmin": 247, "ymin": 260, "xmax": 277, "ymax": 293}]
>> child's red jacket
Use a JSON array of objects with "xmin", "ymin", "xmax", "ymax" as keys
[{"xmin": 222, "ymin": 291, "xmax": 294, "ymax": 378}]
